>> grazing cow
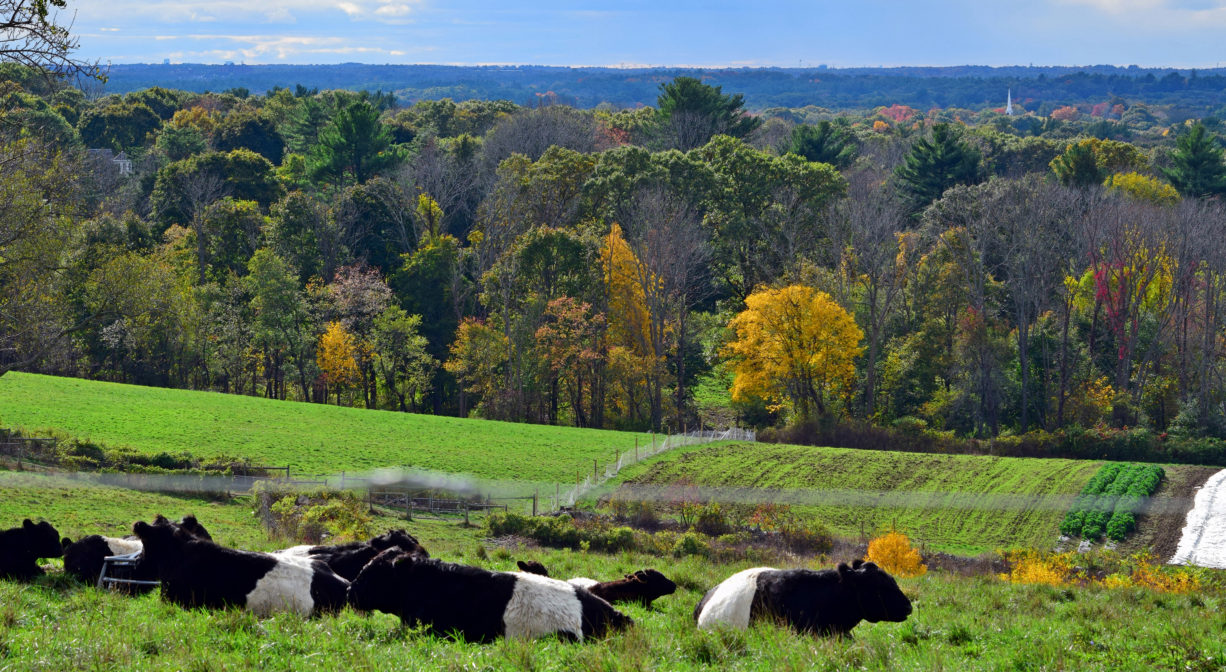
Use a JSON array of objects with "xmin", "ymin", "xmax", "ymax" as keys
[
  {"xmin": 693, "ymin": 560, "xmax": 912, "ymax": 636},
  {"xmin": 61, "ymin": 514, "xmax": 212, "ymax": 585},
  {"xmin": 0, "ymin": 519, "xmax": 63, "ymax": 580},
  {"xmin": 349, "ymin": 549, "xmax": 633, "ymax": 642},
  {"xmin": 516, "ymin": 561, "xmax": 677, "ymax": 608},
  {"xmin": 274, "ymin": 529, "xmax": 428, "ymax": 581},
  {"xmin": 133, "ymin": 516, "xmax": 348, "ymax": 617}
]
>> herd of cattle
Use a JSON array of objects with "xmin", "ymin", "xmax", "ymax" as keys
[{"xmin": 1, "ymin": 516, "xmax": 913, "ymax": 642}]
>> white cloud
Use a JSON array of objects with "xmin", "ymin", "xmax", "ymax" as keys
[{"xmin": 75, "ymin": 1, "xmax": 423, "ymax": 25}]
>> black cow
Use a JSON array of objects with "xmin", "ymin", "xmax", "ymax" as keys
[
  {"xmin": 516, "ymin": 561, "xmax": 677, "ymax": 608},
  {"xmin": 273, "ymin": 529, "xmax": 428, "ymax": 581},
  {"xmin": 349, "ymin": 549, "xmax": 633, "ymax": 642},
  {"xmin": 693, "ymin": 560, "xmax": 912, "ymax": 636},
  {"xmin": 61, "ymin": 514, "xmax": 212, "ymax": 585},
  {"xmin": 133, "ymin": 516, "xmax": 348, "ymax": 617},
  {"xmin": 0, "ymin": 519, "xmax": 62, "ymax": 580}
]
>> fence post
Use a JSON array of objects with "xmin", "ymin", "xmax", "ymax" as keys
[
  {"xmin": 593, "ymin": 459, "xmax": 598, "ymax": 482},
  {"xmin": 533, "ymin": 489, "xmax": 538, "ymax": 516},
  {"xmin": 405, "ymin": 488, "xmax": 412, "ymax": 522},
  {"xmin": 555, "ymin": 483, "xmax": 559, "ymax": 512},
  {"xmin": 340, "ymin": 471, "xmax": 345, "ymax": 489},
  {"xmin": 635, "ymin": 438, "xmax": 639, "ymax": 462},
  {"xmin": 464, "ymin": 503, "xmax": 469, "ymax": 527}
]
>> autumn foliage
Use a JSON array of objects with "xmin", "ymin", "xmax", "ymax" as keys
[
  {"xmin": 317, "ymin": 321, "xmax": 361, "ymax": 404},
  {"xmin": 866, "ymin": 530, "xmax": 927, "ymax": 578},
  {"xmin": 724, "ymin": 285, "xmax": 863, "ymax": 420}
]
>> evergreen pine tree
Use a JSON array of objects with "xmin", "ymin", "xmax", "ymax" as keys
[
  {"xmin": 1162, "ymin": 123, "xmax": 1226, "ymax": 198},
  {"xmin": 894, "ymin": 123, "xmax": 983, "ymax": 215}
]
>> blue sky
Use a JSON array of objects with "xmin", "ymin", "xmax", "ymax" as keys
[{"xmin": 66, "ymin": 0, "xmax": 1226, "ymax": 67}]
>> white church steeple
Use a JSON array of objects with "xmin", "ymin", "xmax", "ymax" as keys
[{"xmin": 1006, "ymin": 89, "xmax": 1014, "ymax": 116}]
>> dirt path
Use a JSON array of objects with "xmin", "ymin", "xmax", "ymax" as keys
[{"xmin": 1170, "ymin": 468, "xmax": 1226, "ymax": 568}]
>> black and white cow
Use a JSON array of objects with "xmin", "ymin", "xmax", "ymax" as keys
[
  {"xmin": 515, "ymin": 561, "xmax": 677, "ymax": 608},
  {"xmin": 61, "ymin": 514, "xmax": 212, "ymax": 585},
  {"xmin": 133, "ymin": 516, "xmax": 348, "ymax": 617},
  {"xmin": 0, "ymin": 519, "xmax": 63, "ymax": 580},
  {"xmin": 693, "ymin": 560, "xmax": 912, "ymax": 636},
  {"xmin": 348, "ymin": 549, "xmax": 633, "ymax": 642},
  {"xmin": 273, "ymin": 529, "xmax": 428, "ymax": 581}
]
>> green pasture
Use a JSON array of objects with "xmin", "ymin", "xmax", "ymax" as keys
[
  {"xmin": 0, "ymin": 372, "xmax": 650, "ymax": 481},
  {"xmin": 0, "ymin": 546, "xmax": 1221, "ymax": 671},
  {"xmin": 0, "ymin": 471, "xmax": 483, "ymax": 552},
  {"xmin": 610, "ymin": 442, "xmax": 1106, "ymax": 554}
]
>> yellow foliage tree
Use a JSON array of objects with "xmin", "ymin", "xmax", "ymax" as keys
[
  {"xmin": 1104, "ymin": 172, "xmax": 1180, "ymax": 206},
  {"xmin": 866, "ymin": 530, "xmax": 927, "ymax": 578},
  {"xmin": 724, "ymin": 284, "xmax": 864, "ymax": 420},
  {"xmin": 600, "ymin": 223, "xmax": 653, "ymax": 358},
  {"xmin": 317, "ymin": 321, "xmax": 360, "ymax": 405}
]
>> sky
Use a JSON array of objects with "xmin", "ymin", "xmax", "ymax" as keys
[{"xmin": 63, "ymin": 0, "xmax": 1226, "ymax": 68}]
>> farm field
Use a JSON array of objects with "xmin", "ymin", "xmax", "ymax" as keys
[
  {"xmin": 0, "ymin": 372, "xmax": 650, "ymax": 482},
  {"xmin": 610, "ymin": 442, "xmax": 1114, "ymax": 555},
  {"xmin": 1, "ymin": 541, "xmax": 1222, "ymax": 671}
]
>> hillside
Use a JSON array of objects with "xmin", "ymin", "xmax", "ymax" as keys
[
  {"xmin": 0, "ymin": 372, "xmax": 649, "ymax": 482},
  {"xmin": 612, "ymin": 442, "xmax": 1108, "ymax": 554}
]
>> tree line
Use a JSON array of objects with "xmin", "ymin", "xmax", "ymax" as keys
[{"xmin": 5, "ymin": 63, "xmax": 1226, "ymax": 442}]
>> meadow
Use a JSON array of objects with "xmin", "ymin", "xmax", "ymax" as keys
[
  {"xmin": 1, "ymin": 532, "xmax": 1222, "ymax": 671},
  {"xmin": 0, "ymin": 372, "xmax": 650, "ymax": 482}
]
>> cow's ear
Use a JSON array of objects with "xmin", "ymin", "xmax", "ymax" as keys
[
  {"xmin": 862, "ymin": 561, "xmax": 879, "ymax": 572},
  {"xmin": 23, "ymin": 519, "xmax": 35, "ymax": 529},
  {"xmin": 837, "ymin": 563, "xmax": 852, "ymax": 580},
  {"xmin": 516, "ymin": 560, "xmax": 530, "ymax": 571},
  {"xmin": 852, "ymin": 559, "xmax": 865, "ymax": 569},
  {"xmin": 61, "ymin": 537, "xmax": 73, "ymax": 550},
  {"xmin": 134, "ymin": 521, "xmax": 151, "ymax": 536}
]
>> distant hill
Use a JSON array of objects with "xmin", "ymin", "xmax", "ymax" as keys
[{"xmin": 99, "ymin": 63, "xmax": 1226, "ymax": 112}]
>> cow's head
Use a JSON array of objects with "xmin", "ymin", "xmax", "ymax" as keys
[
  {"xmin": 839, "ymin": 560, "xmax": 912, "ymax": 623},
  {"xmin": 626, "ymin": 569, "xmax": 676, "ymax": 600},
  {"xmin": 22, "ymin": 519, "xmax": 62, "ymax": 559},
  {"xmin": 61, "ymin": 536, "xmax": 109, "ymax": 582},
  {"xmin": 133, "ymin": 516, "xmax": 192, "ymax": 576},
  {"xmin": 348, "ymin": 548, "xmax": 413, "ymax": 614},
  {"xmin": 372, "ymin": 529, "xmax": 427, "ymax": 558},
  {"xmin": 177, "ymin": 515, "xmax": 212, "ymax": 541}
]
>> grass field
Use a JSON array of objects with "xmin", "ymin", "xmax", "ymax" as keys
[
  {"xmin": 0, "ymin": 372, "xmax": 649, "ymax": 481},
  {"xmin": 0, "ymin": 544, "xmax": 1221, "ymax": 671},
  {"xmin": 0, "ymin": 471, "xmax": 483, "ymax": 552},
  {"xmin": 609, "ymin": 442, "xmax": 1106, "ymax": 555}
]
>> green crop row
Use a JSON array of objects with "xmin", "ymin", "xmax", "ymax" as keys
[
  {"xmin": 1060, "ymin": 463, "xmax": 1165, "ymax": 541},
  {"xmin": 1105, "ymin": 465, "xmax": 1165, "ymax": 541}
]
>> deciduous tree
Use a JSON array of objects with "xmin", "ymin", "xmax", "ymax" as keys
[{"xmin": 724, "ymin": 284, "xmax": 863, "ymax": 420}]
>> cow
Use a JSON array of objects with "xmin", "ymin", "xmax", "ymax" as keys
[
  {"xmin": 693, "ymin": 560, "xmax": 912, "ymax": 636},
  {"xmin": 515, "ymin": 560, "xmax": 677, "ymax": 608},
  {"xmin": 61, "ymin": 514, "xmax": 212, "ymax": 585},
  {"xmin": 0, "ymin": 519, "xmax": 63, "ymax": 580},
  {"xmin": 348, "ymin": 549, "xmax": 633, "ymax": 643},
  {"xmin": 273, "ymin": 529, "xmax": 428, "ymax": 581},
  {"xmin": 133, "ymin": 516, "xmax": 348, "ymax": 617}
]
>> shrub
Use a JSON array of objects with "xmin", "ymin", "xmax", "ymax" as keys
[
  {"xmin": 672, "ymin": 531, "xmax": 710, "ymax": 558},
  {"xmin": 866, "ymin": 530, "xmax": 927, "ymax": 578},
  {"xmin": 999, "ymin": 550, "xmax": 1077, "ymax": 586},
  {"xmin": 263, "ymin": 488, "xmax": 372, "ymax": 543},
  {"xmin": 1099, "ymin": 551, "xmax": 1202, "ymax": 594}
]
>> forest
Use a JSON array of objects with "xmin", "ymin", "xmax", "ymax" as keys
[
  {"xmin": 99, "ymin": 63, "xmax": 1226, "ymax": 114},
  {"xmin": 5, "ymin": 60, "xmax": 1226, "ymax": 455}
]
